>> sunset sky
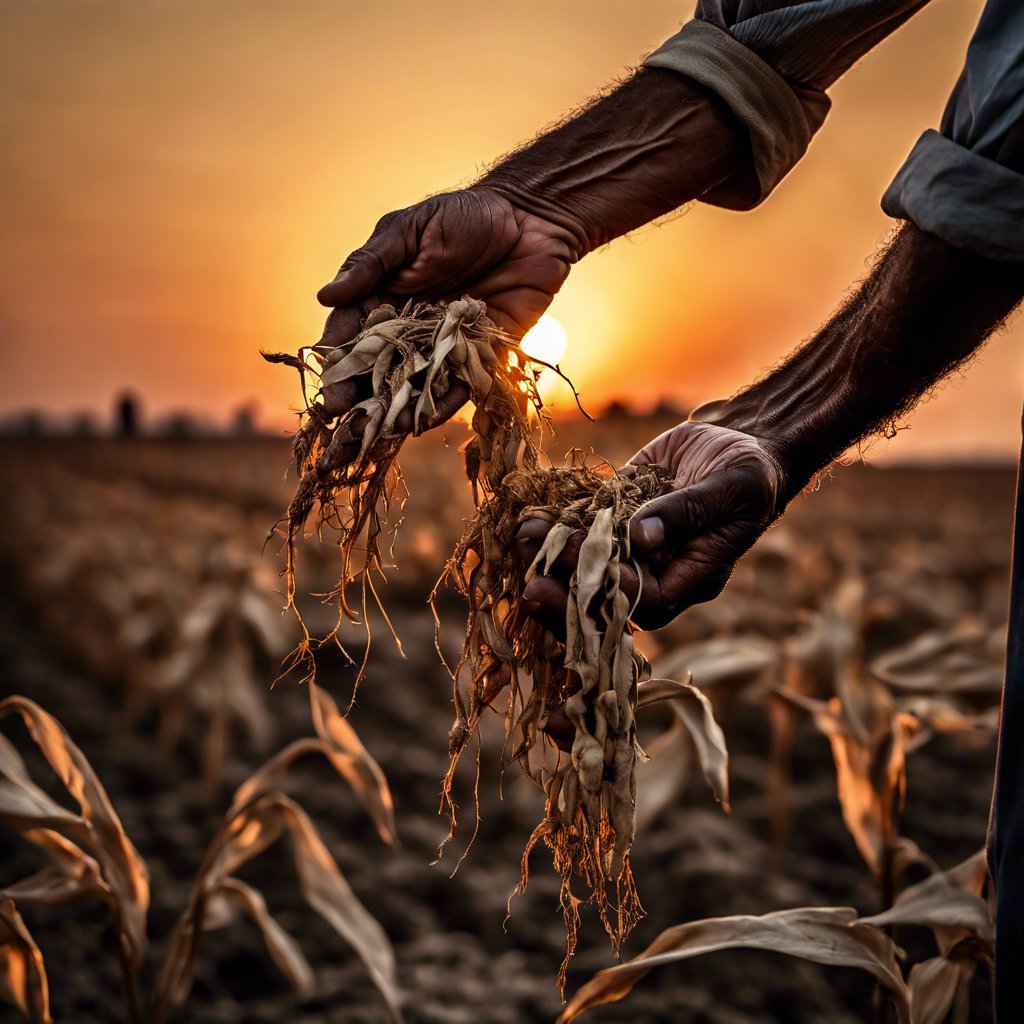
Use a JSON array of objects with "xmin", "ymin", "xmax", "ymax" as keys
[{"xmin": 2, "ymin": 0, "xmax": 1019, "ymax": 461}]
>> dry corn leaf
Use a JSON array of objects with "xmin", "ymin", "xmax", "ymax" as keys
[
  {"xmin": 774, "ymin": 684, "xmax": 916, "ymax": 876},
  {"xmin": 558, "ymin": 906, "xmax": 910, "ymax": 1023},
  {"xmin": 633, "ymin": 718, "xmax": 691, "ymax": 833},
  {"xmin": 308, "ymin": 684, "xmax": 397, "ymax": 847},
  {"xmin": 0, "ymin": 829, "xmax": 104, "ymax": 906},
  {"xmin": 0, "ymin": 899, "xmax": 50, "ymax": 1024},
  {"xmin": 861, "ymin": 850, "xmax": 992, "ymax": 955},
  {"xmin": 230, "ymin": 683, "xmax": 396, "ymax": 847},
  {"xmin": 652, "ymin": 637, "xmax": 779, "ymax": 693},
  {"xmin": 907, "ymin": 956, "xmax": 973, "ymax": 1024},
  {"xmin": 872, "ymin": 631, "xmax": 1003, "ymax": 696},
  {"xmin": 157, "ymin": 791, "xmax": 400, "ymax": 1022},
  {"xmin": 205, "ymin": 878, "xmax": 315, "ymax": 999},
  {"xmin": 0, "ymin": 696, "xmax": 149, "ymax": 969},
  {"xmin": 637, "ymin": 677, "xmax": 729, "ymax": 809}
]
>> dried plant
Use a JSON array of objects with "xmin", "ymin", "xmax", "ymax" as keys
[
  {"xmin": 3, "ymin": 466, "xmax": 295, "ymax": 793},
  {"xmin": 0, "ymin": 695, "xmax": 150, "ymax": 1018},
  {"xmin": 560, "ymin": 849, "xmax": 993, "ymax": 1023},
  {"xmin": 155, "ymin": 792, "xmax": 399, "ymax": 1023},
  {"xmin": 0, "ymin": 691, "xmax": 400, "ymax": 1023},
  {"xmin": 560, "ymin": 906, "xmax": 910, "ymax": 1023},
  {"xmin": 271, "ymin": 300, "xmax": 734, "ymax": 985},
  {"xmin": 266, "ymin": 297, "xmax": 560, "ymax": 681},
  {"xmin": 435, "ymin": 460, "xmax": 731, "ymax": 987},
  {"xmin": 0, "ymin": 899, "xmax": 50, "ymax": 1023}
]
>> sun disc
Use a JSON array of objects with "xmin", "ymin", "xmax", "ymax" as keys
[{"xmin": 520, "ymin": 315, "xmax": 568, "ymax": 366}]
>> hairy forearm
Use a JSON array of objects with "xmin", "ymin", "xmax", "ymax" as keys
[
  {"xmin": 706, "ymin": 224, "xmax": 1024, "ymax": 502},
  {"xmin": 479, "ymin": 68, "xmax": 748, "ymax": 255}
]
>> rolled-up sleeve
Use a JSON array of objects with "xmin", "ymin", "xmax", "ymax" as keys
[
  {"xmin": 643, "ymin": 1, "xmax": 932, "ymax": 210},
  {"xmin": 882, "ymin": 0, "xmax": 1024, "ymax": 262}
]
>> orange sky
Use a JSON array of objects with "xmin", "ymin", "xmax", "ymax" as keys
[{"xmin": 1, "ymin": 0, "xmax": 1020, "ymax": 461}]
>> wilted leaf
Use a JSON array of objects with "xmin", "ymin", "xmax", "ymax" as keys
[
  {"xmin": 205, "ymin": 878, "xmax": 314, "ymax": 999},
  {"xmin": 559, "ymin": 907, "xmax": 909, "ymax": 1023},
  {"xmin": 861, "ymin": 851, "xmax": 992, "ymax": 954},
  {"xmin": 231, "ymin": 684, "xmax": 397, "ymax": 848},
  {"xmin": 0, "ymin": 697, "xmax": 150, "ymax": 969},
  {"xmin": 308, "ymin": 684, "xmax": 397, "ymax": 847},
  {"xmin": 872, "ymin": 632, "xmax": 1003, "ymax": 697},
  {"xmin": 0, "ymin": 899, "xmax": 51, "ymax": 1023},
  {"xmin": 908, "ymin": 956, "xmax": 971, "ymax": 1024},
  {"xmin": 653, "ymin": 637, "xmax": 778, "ymax": 693},
  {"xmin": 634, "ymin": 719, "xmax": 691, "ymax": 832},
  {"xmin": 638, "ymin": 677, "xmax": 729, "ymax": 810},
  {"xmin": 277, "ymin": 794, "xmax": 401, "ymax": 1021},
  {"xmin": 1, "ymin": 830, "xmax": 104, "ymax": 906},
  {"xmin": 157, "ymin": 791, "xmax": 401, "ymax": 1023},
  {"xmin": 898, "ymin": 696, "xmax": 997, "ymax": 739},
  {"xmin": 774, "ymin": 686, "xmax": 915, "ymax": 875}
]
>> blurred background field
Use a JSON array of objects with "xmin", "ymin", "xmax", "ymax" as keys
[{"xmin": 0, "ymin": 412, "xmax": 1012, "ymax": 1023}]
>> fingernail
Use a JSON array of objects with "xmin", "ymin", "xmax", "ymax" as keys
[{"xmin": 636, "ymin": 516, "xmax": 664, "ymax": 548}]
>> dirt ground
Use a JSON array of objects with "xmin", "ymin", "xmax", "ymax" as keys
[{"xmin": 0, "ymin": 431, "xmax": 1013, "ymax": 1023}]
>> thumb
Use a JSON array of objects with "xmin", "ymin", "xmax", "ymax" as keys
[
  {"xmin": 630, "ymin": 470, "xmax": 755, "ymax": 553},
  {"xmin": 317, "ymin": 216, "xmax": 408, "ymax": 308}
]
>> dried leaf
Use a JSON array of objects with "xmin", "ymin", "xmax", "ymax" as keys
[
  {"xmin": 279, "ymin": 795, "xmax": 401, "ymax": 1021},
  {"xmin": 157, "ymin": 791, "xmax": 401, "ymax": 1022},
  {"xmin": 206, "ymin": 878, "xmax": 315, "ymax": 999},
  {"xmin": 559, "ymin": 907, "xmax": 909, "ymax": 1023},
  {"xmin": 872, "ymin": 632, "xmax": 1003, "ymax": 696},
  {"xmin": 1, "ymin": 830, "xmax": 104, "ymax": 906},
  {"xmin": 229, "ymin": 684, "xmax": 396, "ymax": 848},
  {"xmin": 638, "ymin": 677, "xmax": 729, "ymax": 809},
  {"xmin": 634, "ymin": 718, "xmax": 690, "ymax": 832},
  {"xmin": 0, "ymin": 697, "xmax": 149, "ymax": 969},
  {"xmin": 0, "ymin": 899, "xmax": 51, "ymax": 1023},
  {"xmin": 861, "ymin": 851, "xmax": 992, "ymax": 954},
  {"xmin": 309, "ymin": 684, "xmax": 397, "ymax": 847},
  {"xmin": 908, "ymin": 957, "xmax": 970, "ymax": 1024},
  {"xmin": 653, "ymin": 637, "xmax": 778, "ymax": 692}
]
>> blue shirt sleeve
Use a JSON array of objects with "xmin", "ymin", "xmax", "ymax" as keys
[{"xmin": 882, "ymin": 0, "xmax": 1024, "ymax": 261}]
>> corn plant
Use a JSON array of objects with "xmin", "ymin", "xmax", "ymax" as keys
[
  {"xmin": 0, "ymin": 688, "xmax": 400, "ymax": 1023},
  {"xmin": 560, "ymin": 849, "xmax": 992, "ymax": 1023}
]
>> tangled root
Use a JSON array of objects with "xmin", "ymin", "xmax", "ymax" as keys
[
  {"xmin": 435, "ymin": 459, "xmax": 674, "ymax": 987},
  {"xmin": 266, "ymin": 298, "xmax": 550, "ymax": 683}
]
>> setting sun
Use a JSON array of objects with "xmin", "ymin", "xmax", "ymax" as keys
[{"xmin": 520, "ymin": 315, "xmax": 568, "ymax": 367}]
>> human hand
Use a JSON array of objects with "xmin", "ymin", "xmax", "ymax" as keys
[
  {"xmin": 516, "ymin": 421, "xmax": 788, "ymax": 635},
  {"xmin": 315, "ymin": 186, "xmax": 584, "ymax": 425}
]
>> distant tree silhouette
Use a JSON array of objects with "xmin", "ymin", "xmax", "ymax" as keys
[
  {"xmin": 71, "ymin": 412, "xmax": 98, "ymax": 438},
  {"xmin": 17, "ymin": 411, "xmax": 45, "ymax": 437},
  {"xmin": 603, "ymin": 399, "xmax": 632, "ymax": 420},
  {"xmin": 651, "ymin": 397, "xmax": 688, "ymax": 420},
  {"xmin": 115, "ymin": 392, "xmax": 141, "ymax": 437},
  {"xmin": 164, "ymin": 412, "xmax": 197, "ymax": 440}
]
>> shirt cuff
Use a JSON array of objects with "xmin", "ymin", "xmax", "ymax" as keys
[
  {"xmin": 882, "ymin": 130, "xmax": 1024, "ymax": 262},
  {"xmin": 643, "ymin": 20, "xmax": 830, "ymax": 210}
]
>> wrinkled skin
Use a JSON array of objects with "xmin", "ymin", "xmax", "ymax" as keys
[
  {"xmin": 316, "ymin": 186, "xmax": 582, "ymax": 428},
  {"xmin": 515, "ymin": 421, "xmax": 787, "ymax": 750}
]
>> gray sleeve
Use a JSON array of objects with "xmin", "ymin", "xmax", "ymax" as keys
[
  {"xmin": 643, "ymin": 1, "xmax": 932, "ymax": 210},
  {"xmin": 882, "ymin": 0, "xmax": 1024, "ymax": 261}
]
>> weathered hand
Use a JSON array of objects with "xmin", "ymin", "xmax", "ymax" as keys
[
  {"xmin": 516, "ymin": 421, "xmax": 788, "ymax": 634},
  {"xmin": 315, "ymin": 186, "xmax": 583, "ymax": 424}
]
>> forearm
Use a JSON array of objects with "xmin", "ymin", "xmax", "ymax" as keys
[
  {"xmin": 708, "ymin": 224, "xmax": 1024, "ymax": 502},
  {"xmin": 479, "ymin": 68, "xmax": 749, "ymax": 255}
]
